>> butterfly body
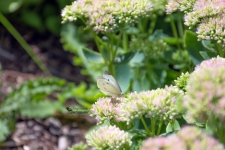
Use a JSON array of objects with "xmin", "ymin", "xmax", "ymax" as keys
[{"xmin": 97, "ymin": 71, "xmax": 122, "ymax": 97}]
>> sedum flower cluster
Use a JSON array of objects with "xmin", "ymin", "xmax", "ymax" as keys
[
  {"xmin": 141, "ymin": 126, "xmax": 225, "ymax": 150},
  {"xmin": 149, "ymin": 0, "xmax": 167, "ymax": 15},
  {"xmin": 90, "ymin": 97, "xmax": 122, "ymax": 124},
  {"xmin": 130, "ymin": 38, "xmax": 169, "ymax": 59},
  {"xmin": 61, "ymin": 0, "xmax": 152, "ymax": 33},
  {"xmin": 90, "ymin": 86, "xmax": 183, "ymax": 125},
  {"xmin": 86, "ymin": 125, "xmax": 132, "ymax": 150},
  {"xmin": 182, "ymin": 56, "xmax": 225, "ymax": 123},
  {"xmin": 195, "ymin": 55, "xmax": 225, "ymax": 70},
  {"xmin": 166, "ymin": 0, "xmax": 225, "ymax": 44},
  {"xmin": 117, "ymin": 86, "xmax": 183, "ymax": 124}
]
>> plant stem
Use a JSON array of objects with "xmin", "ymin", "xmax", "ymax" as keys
[
  {"xmin": 151, "ymin": 118, "xmax": 156, "ymax": 136},
  {"xmin": 170, "ymin": 18, "xmax": 181, "ymax": 49},
  {"xmin": 216, "ymin": 43, "xmax": 224, "ymax": 57},
  {"xmin": 148, "ymin": 15, "xmax": 157, "ymax": 35},
  {"xmin": 123, "ymin": 31, "xmax": 128, "ymax": 51},
  {"xmin": 140, "ymin": 116, "xmax": 153, "ymax": 136},
  {"xmin": 177, "ymin": 19, "xmax": 184, "ymax": 38},
  {"xmin": 0, "ymin": 12, "xmax": 51, "ymax": 75},
  {"xmin": 92, "ymin": 31, "xmax": 107, "ymax": 64},
  {"xmin": 157, "ymin": 119, "xmax": 163, "ymax": 135}
]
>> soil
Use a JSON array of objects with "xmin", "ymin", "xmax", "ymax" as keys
[{"xmin": 0, "ymin": 22, "xmax": 95, "ymax": 150}]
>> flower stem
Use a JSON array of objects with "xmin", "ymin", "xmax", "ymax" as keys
[
  {"xmin": 148, "ymin": 15, "xmax": 157, "ymax": 35},
  {"xmin": 216, "ymin": 43, "xmax": 224, "ymax": 57},
  {"xmin": 157, "ymin": 119, "xmax": 163, "ymax": 135},
  {"xmin": 140, "ymin": 116, "xmax": 153, "ymax": 136},
  {"xmin": 123, "ymin": 31, "xmax": 128, "ymax": 51},
  {"xmin": 170, "ymin": 18, "xmax": 181, "ymax": 49},
  {"xmin": 151, "ymin": 118, "xmax": 156, "ymax": 136}
]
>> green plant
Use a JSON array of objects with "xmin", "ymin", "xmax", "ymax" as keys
[{"xmin": 0, "ymin": 77, "xmax": 100, "ymax": 142}]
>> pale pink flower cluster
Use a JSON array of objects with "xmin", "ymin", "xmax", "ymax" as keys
[
  {"xmin": 62, "ymin": 0, "xmax": 152, "ymax": 33},
  {"xmin": 141, "ymin": 126, "xmax": 224, "ymax": 150},
  {"xmin": 195, "ymin": 56, "xmax": 225, "ymax": 70},
  {"xmin": 118, "ymin": 86, "xmax": 183, "ymax": 124},
  {"xmin": 86, "ymin": 125, "xmax": 132, "ymax": 150},
  {"xmin": 166, "ymin": 0, "xmax": 225, "ymax": 43},
  {"xmin": 90, "ymin": 86, "xmax": 183, "ymax": 125},
  {"xmin": 90, "ymin": 97, "xmax": 117, "ymax": 124},
  {"xmin": 183, "ymin": 57, "xmax": 225, "ymax": 123}
]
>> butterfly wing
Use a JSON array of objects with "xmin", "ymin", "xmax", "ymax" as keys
[
  {"xmin": 102, "ymin": 71, "xmax": 122, "ymax": 93},
  {"xmin": 97, "ymin": 76, "xmax": 122, "ymax": 97}
]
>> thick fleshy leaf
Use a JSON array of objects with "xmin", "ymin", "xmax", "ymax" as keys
[
  {"xmin": 115, "ymin": 64, "xmax": 131, "ymax": 93},
  {"xmin": 166, "ymin": 120, "xmax": 180, "ymax": 133},
  {"xmin": 114, "ymin": 51, "xmax": 136, "ymax": 64},
  {"xmin": 199, "ymin": 51, "xmax": 217, "ymax": 60},
  {"xmin": 202, "ymin": 40, "xmax": 216, "ymax": 51},
  {"xmin": 82, "ymin": 47, "xmax": 104, "ymax": 63},
  {"xmin": 184, "ymin": 30, "xmax": 205, "ymax": 65}
]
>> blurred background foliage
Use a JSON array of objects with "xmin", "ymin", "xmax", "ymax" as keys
[{"xmin": 0, "ymin": 0, "xmax": 212, "ymax": 146}]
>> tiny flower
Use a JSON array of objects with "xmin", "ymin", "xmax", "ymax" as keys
[
  {"xmin": 183, "ymin": 62, "xmax": 225, "ymax": 122},
  {"xmin": 90, "ymin": 97, "xmax": 115, "ymax": 124},
  {"xmin": 117, "ymin": 86, "xmax": 184, "ymax": 124},
  {"xmin": 141, "ymin": 134, "xmax": 186, "ymax": 150},
  {"xmin": 86, "ymin": 125, "xmax": 132, "ymax": 150},
  {"xmin": 61, "ymin": 0, "xmax": 153, "ymax": 33},
  {"xmin": 195, "ymin": 56, "xmax": 225, "ymax": 70},
  {"xmin": 141, "ymin": 126, "xmax": 225, "ymax": 150},
  {"xmin": 166, "ymin": 0, "xmax": 225, "ymax": 44}
]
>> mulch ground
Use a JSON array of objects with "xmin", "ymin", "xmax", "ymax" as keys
[{"xmin": 0, "ymin": 22, "xmax": 96, "ymax": 150}]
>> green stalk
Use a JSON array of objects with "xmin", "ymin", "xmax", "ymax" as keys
[
  {"xmin": 151, "ymin": 118, "xmax": 156, "ymax": 136},
  {"xmin": 216, "ymin": 43, "xmax": 224, "ymax": 57},
  {"xmin": 148, "ymin": 15, "xmax": 157, "ymax": 35},
  {"xmin": 0, "ymin": 12, "xmax": 51, "ymax": 75},
  {"xmin": 92, "ymin": 31, "xmax": 107, "ymax": 63},
  {"xmin": 123, "ymin": 31, "xmax": 128, "ymax": 51},
  {"xmin": 170, "ymin": 18, "xmax": 181, "ymax": 49},
  {"xmin": 157, "ymin": 119, "xmax": 163, "ymax": 135},
  {"xmin": 140, "ymin": 116, "xmax": 153, "ymax": 136},
  {"xmin": 178, "ymin": 20, "xmax": 184, "ymax": 38}
]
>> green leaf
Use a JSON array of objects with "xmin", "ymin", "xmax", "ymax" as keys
[
  {"xmin": 128, "ymin": 129, "xmax": 148, "ymax": 140},
  {"xmin": 45, "ymin": 15, "xmax": 61, "ymax": 35},
  {"xmin": 114, "ymin": 51, "xmax": 136, "ymax": 64},
  {"xmin": 21, "ymin": 11, "xmax": 43, "ymax": 31},
  {"xmin": 132, "ymin": 79, "xmax": 142, "ymax": 92},
  {"xmin": 129, "ymin": 52, "xmax": 145, "ymax": 67},
  {"xmin": 20, "ymin": 100, "xmax": 64, "ymax": 118},
  {"xmin": 0, "ymin": 119, "xmax": 10, "ymax": 142},
  {"xmin": 199, "ymin": 51, "xmax": 217, "ymax": 60},
  {"xmin": 82, "ymin": 47, "xmax": 104, "ymax": 63},
  {"xmin": 115, "ymin": 64, "xmax": 131, "ymax": 93},
  {"xmin": 166, "ymin": 120, "xmax": 180, "ymax": 133},
  {"xmin": 0, "ymin": 0, "xmax": 23, "ymax": 13},
  {"xmin": 184, "ymin": 30, "xmax": 205, "ymax": 65},
  {"xmin": 202, "ymin": 40, "xmax": 216, "ymax": 51}
]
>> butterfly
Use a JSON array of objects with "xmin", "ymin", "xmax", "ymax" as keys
[{"xmin": 97, "ymin": 71, "xmax": 122, "ymax": 97}]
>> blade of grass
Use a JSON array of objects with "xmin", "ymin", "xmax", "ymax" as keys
[{"xmin": 0, "ymin": 12, "xmax": 51, "ymax": 75}]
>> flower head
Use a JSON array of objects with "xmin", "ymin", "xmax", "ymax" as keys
[
  {"xmin": 183, "ymin": 64, "xmax": 225, "ymax": 122},
  {"xmin": 117, "ymin": 86, "xmax": 184, "ymax": 124},
  {"xmin": 195, "ymin": 56, "xmax": 225, "ymax": 70},
  {"xmin": 90, "ymin": 97, "xmax": 116, "ymax": 124},
  {"xmin": 141, "ymin": 126, "xmax": 225, "ymax": 150},
  {"xmin": 166, "ymin": 0, "xmax": 225, "ymax": 44},
  {"xmin": 86, "ymin": 125, "xmax": 132, "ymax": 150},
  {"xmin": 61, "ymin": 0, "xmax": 152, "ymax": 33}
]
